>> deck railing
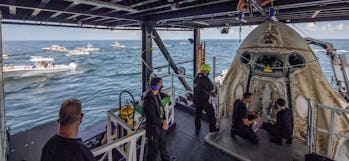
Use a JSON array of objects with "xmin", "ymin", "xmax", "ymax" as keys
[
  {"xmin": 91, "ymin": 77, "xmax": 178, "ymax": 161},
  {"xmin": 91, "ymin": 108, "xmax": 146, "ymax": 161},
  {"xmin": 308, "ymin": 102, "xmax": 349, "ymax": 159},
  {"xmin": 91, "ymin": 129, "xmax": 146, "ymax": 161}
]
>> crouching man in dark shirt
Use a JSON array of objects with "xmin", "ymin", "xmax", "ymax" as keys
[
  {"xmin": 41, "ymin": 99, "xmax": 96, "ymax": 161},
  {"xmin": 231, "ymin": 92, "xmax": 260, "ymax": 144},
  {"xmin": 262, "ymin": 98, "xmax": 294, "ymax": 145}
]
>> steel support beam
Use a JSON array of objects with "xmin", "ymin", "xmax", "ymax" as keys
[
  {"xmin": 9, "ymin": 6, "xmax": 16, "ymax": 15},
  {"xmin": 144, "ymin": 0, "xmax": 235, "ymax": 21},
  {"xmin": 152, "ymin": 29, "xmax": 192, "ymax": 91},
  {"xmin": 64, "ymin": 0, "xmax": 138, "ymax": 13},
  {"xmin": 193, "ymin": 28, "xmax": 200, "ymax": 77},
  {"xmin": 142, "ymin": 22, "xmax": 153, "ymax": 92},
  {"xmin": 0, "ymin": 11, "xmax": 7, "ymax": 161}
]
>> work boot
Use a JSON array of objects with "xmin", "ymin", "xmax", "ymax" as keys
[
  {"xmin": 196, "ymin": 129, "xmax": 200, "ymax": 135},
  {"xmin": 171, "ymin": 156, "xmax": 176, "ymax": 161},
  {"xmin": 270, "ymin": 137, "xmax": 283, "ymax": 145}
]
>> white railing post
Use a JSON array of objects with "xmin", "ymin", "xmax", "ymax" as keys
[
  {"xmin": 107, "ymin": 112, "xmax": 112, "ymax": 161},
  {"xmin": 92, "ymin": 130, "xmax": 146, "ymax": 161},
  {"xmin": 127, "ymin": 138, "xmax": 134, "ymax": 161},
  {"xmin": 313, "ymin": 104, "xmax": 349, "ymax": 159},
  {"xmin": 306, "ymin": 99, "xmax": 314, "ymax": 154},
  {"xmin": 139, "ymin": 135, "xmax": 146, "ymax": 161}
]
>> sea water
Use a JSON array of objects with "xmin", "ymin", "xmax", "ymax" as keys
[{"xmin": 3, "ymin": 39, "xmax": 349, "ymax": 134}]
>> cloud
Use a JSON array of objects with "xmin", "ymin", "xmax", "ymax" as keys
[
  {"xmin": 89, "ymin": 28, "xmax": 106, "ymax": 32},
  {"xmin": 305, "ymin": 23, "xmax": 318, "ymax": 31},
  {"xmin": 336, "ymin": 24, "xmax": 344, "ymax": 31},
  {"xmin": 305, "ymin": 23, "xmax": 349, "ymax": 32},
  {"xmin": 204, "ymin": 28, "xmax": 217, "ymax": 32}
]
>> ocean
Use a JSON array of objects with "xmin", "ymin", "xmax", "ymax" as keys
[{"xmin": 3, "ymin": 39, "xmax": 349, "ymax": 134}]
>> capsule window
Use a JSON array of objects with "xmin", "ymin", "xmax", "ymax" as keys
[
  {"xmin": 288, "ymin": 53, "xmax": 305, "ymax": 67},
  {"xmin": 240, "ymin": 51, "xmax": 251, "ymax": 64},
  {"xmin": 254, "ymin": 54, "xmax": 284, "ymax": 74}
]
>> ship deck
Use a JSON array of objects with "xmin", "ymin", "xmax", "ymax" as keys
[
  {"xmin": 205, "ymin": 116, "xmax": 307, "ymax": 161},
  {"xmin": 9, "ymin": 104, "xmax": 308, "ymax": 161}
]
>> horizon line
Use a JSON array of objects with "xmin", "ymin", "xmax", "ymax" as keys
[{"xmin": 3, "ymin": 38, "xmax": 349, "ymax": 41}]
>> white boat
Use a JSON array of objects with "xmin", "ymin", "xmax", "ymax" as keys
[
  {"xmin": 42, "ymin": 45, "xmax": 68, "ymax": 52},
  {"xmin": 68, "ymin": 49, "xmax": 91, "ymax": 56},
  {"xmin": 3, "ymin": 56, "xmax": 76, "ymax": 78},
  {"xmin": 3, "ymin": 54, "xmax": 8, "ymax": 59},
  {"xmin": 179, "ymin": 42, "xmax": 189, "ymax": 45},
  {"xmin": 109, "ymin": 41, "xmax": 126, "ymax": 48},
  {"xmin": 78, "ymin": 43, "xmax": 100, "ymax": 52}
]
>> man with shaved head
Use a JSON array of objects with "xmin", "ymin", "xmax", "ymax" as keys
[{"xmin": 41, "ymin": 99, "xmax": 96, "ymax": 161}]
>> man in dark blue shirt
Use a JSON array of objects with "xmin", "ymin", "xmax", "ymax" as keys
[
  {"xmin": 41, "ymin": 99, "xmax": 96, "ymax": 161},
  {"xmin": 194, "ymin": 64, "xmax": 219, "ymax": 135},
  {"xmin": 143, "ymin": 79, "xmax": 175, "ymax": 161},
  {"xmin": 231, "ymin": 92, "xmax": 260, "ymax": 144},
  {"xmin": 262, "ymin": 98, "xmax": 293, "ymax": 145}
]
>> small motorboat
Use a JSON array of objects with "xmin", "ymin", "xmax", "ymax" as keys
[
  {"xmin": 78, "ymin": 43, "xmax": 100, "ymax": 52},
  {"xmin": 42, "ymin": 45, "xmax": 68, "ymax": 52},
  {"xmin": 3, "ymin": 53, "xmax": 8, "ymax": 59},
  {"xmin": 179, "ymin": 42, "xmax": 189, "ymax": 45},
  {"xmin": 68, "ymin": 49, "xmax": 91, "ymax": 56},
  {"xmin": 109, "ymin": 41, "xmax": 126, "ymax": 48},
  {"xmin": 3, "ymin": 56, "xmax": 76, "ymax": 78}
]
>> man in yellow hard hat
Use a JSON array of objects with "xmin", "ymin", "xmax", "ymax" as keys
[{"xmin": 193, "ymin": 64, "xmax": 219, "ymax": 135}]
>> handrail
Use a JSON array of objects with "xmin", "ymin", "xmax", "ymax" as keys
[
  {"xmin": 92, "ymin": 130, "xmax": 146, "ymax": 161},
  {"xmin": 307, "ymin": 99, "xmax": 315, "ymax": 154},
  {"xmin": 311, "ymin": 103, "xmax": 349, "ymax": 158},
  {"xmin": 108, "ymin": 111, "xmax": 134, "ymax": 132},
  {"xmin": 154, "ymin": 60, "xmax": 193, "ymax": 70},
  {"xmin": 161, "ymin": 73, "xmax": 194, "ymax": 80},
  {"xmin": 317, "ymin": 104, "xmax": 349, "ymax": 113},
  {"xmin": 104, "ymin": 106, "xmax": 145, "ymax": 161}
]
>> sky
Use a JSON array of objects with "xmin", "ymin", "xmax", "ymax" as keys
[{"xmin": 2, "ymin": 20, "xmax": 349, "ymax": 41}]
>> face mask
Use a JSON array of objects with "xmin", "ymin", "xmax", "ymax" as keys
[{"xmin": 152, "ymin": 85, "xmax": 158, "ymax": 90}]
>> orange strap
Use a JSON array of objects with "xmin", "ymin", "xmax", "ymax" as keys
[
  {"xmin": 237, "ymin": 0, "xmax": 248, "ymax": 12},
  {"xmin": 237, "ymin": 0, "xmax": 275, "ymax": 12},
  {"xmin": 260, "ymin": 0, "xmax": 274, "ymax": 7}
]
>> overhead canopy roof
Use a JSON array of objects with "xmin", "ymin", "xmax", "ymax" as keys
[{"xmin": 0, "ymin": 0, "xmax": 348, "ymax": 30}]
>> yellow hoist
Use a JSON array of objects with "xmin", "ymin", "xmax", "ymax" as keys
[{"xmin": 118, "ymin": 90, "xmax": 139, "ymax": 138}]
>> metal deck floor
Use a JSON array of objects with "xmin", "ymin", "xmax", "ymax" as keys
[
  {"xmin": 8, "ymin": 106, "xmax": 306, "ymax": 161},
  {"xmin": 205, "ymin": 116, "xmax": 307, "ymax": 161},
  {"xmin": 8, "ymin": 120, "xmax": 105, "ymax": 161},
  {"xmin": 8, "ymin": 108, "xmax": 237, "ymax": 161},
  {"xmin": 165, "ymin": 108, "xmax": 237, "ymax": 161}
]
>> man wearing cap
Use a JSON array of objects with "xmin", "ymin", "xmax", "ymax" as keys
[
  {"xmin": 194, "ymin": 64, "xmax": 219, "ymax": 135},
  {"xmin": 143, "ymin": 79, "xmax": 175, "ymax": 161},
  {"xmin": 231, "ymin": 92, "xmax": 260, "ymax": 144},
  {"xmin": 41, "ymin": 99, "xmax": 96, "ymax": 161},
  {"xmin": 262, "ymin": 98, "xmax": 293, "ymax": 145}
]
